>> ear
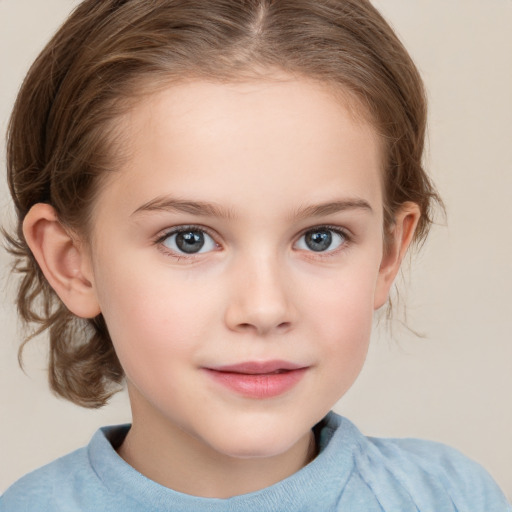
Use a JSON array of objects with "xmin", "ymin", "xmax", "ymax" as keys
[
  {"xmin": 374, "ymin": 202, "xmax": 421, "ymax": 310},
  {"xmin": 22, "ymin": 203, "xmax": 101, "ymax": 318}
]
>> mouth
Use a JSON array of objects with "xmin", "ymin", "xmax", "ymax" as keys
[
  {"xmin": 202, "ymin": 360, "xmax": 309, "ymax": 399},
  {"xmin": 209, "ymin": 360, "xmax": 306, "ymax": 374}
]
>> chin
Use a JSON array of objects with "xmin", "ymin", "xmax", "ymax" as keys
[
  {"xmin": 214, "ymin": 442, "xmax": 295, "ymax": 461},
  {"xmin": 203, "ymin": 422, "xmax": 308, "ymax": 461}
]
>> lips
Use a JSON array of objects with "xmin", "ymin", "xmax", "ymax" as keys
[
  {"xmin": 211, "ymin": 360, "xmax": 305, "ymax": 374},
  {"xmin": 203, "ymin": 360, "xmax": 308, "ymax": 399}
]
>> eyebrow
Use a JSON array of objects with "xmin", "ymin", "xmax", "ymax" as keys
[
  {"xmin": 132, "ymin": 197, "xmax": 236, "ymax": 219},
  {"xmin": 292, "ymin": 198, "xmax": 373, "ymax": 220},
  {"xmin": 132, "ymin": 196, "xmax": 373, "ymax": 220}
]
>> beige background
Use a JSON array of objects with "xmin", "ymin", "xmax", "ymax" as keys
[{"xmin": 1, "ymin": 0, "xmax": 511, "ymax": 499}]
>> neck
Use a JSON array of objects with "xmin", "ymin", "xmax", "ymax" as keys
[{"xmin": 117, "ymin": 389, "xmax": 317, "ymax": 498}]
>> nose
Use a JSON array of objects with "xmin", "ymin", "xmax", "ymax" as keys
[{"xmin": 224, "ymin": 253, "xmax": 296, "ymax": 336}]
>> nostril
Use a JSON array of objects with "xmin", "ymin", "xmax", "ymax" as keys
[{"xmin": 234, "ymin": 321, "xmax": 291, "ymax": 334}]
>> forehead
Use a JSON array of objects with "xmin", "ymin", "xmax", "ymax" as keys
[{"xmin": 95, "ymin": 77, "xmax": 384, "ymax": 222}]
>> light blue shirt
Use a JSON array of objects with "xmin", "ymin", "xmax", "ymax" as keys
[{"xmin": 1, "ymin": 412, "xmax": 510, "ymax": 511}]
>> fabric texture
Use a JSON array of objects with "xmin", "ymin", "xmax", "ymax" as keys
[{"xmin": 1, "ymin": 412, "xmax": 510, "ymax": 511}]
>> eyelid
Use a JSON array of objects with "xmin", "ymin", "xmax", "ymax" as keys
[
  {"xmin": 152, "ymin": 223, "xmax": 352, "ymax": 259},
  {"xmin": 297, "ymin": 224, "xmax": 352, "ymax": 239},
  {"xmin": 154, "ymin": 224, "xmax": 221, "ymax": 258},
  {"xmin": 293, "ymin": 224, "xmax": 352, "ymax": 254},
  {"xmin": 154, "ymin": 224, "xmax": 216, "ymax": 243}
]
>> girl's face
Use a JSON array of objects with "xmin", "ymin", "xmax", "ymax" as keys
[{"xmin": 85, "ymin": 77, "xmax": 405, "ymax": 462}]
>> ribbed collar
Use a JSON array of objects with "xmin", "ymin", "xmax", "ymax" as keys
[{"xmin": 88, "ymin": 411, "xmax": 361, "ymax": 511}]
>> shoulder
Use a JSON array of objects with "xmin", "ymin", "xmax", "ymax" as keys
[
  {"xmin": 0, "ymin": 447, "xmax": 91, "ymax": 511},
  {"xmin": 0, "ymin": 426, "xmax": 130, "ymax": 512},
  {"xmin": 321, "ymin": 413, "xmax": 510, "ymax": 511},
  {"xmin": 363, "ymin": 433, "xmax": 511, "ymax": 511}
]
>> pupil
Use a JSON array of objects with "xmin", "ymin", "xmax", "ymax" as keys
[
  {"xmin": 305, "ymin": 230, "xmax": 332, "ymax": 252},
  {"xmin": 176, "ymin": 231, "xmax": 205, "ymax": 253}
]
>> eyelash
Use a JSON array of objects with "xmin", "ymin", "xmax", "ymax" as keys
[
  {"xmin": 154, "ymin": 224, "xmax": 220, "ymax": 260},
  {"xmin": 297, "ymin": 225, "xmax": 352, "ymax": 259},
  {"xmin": 154, "ymin": 224, "xmax": 352, "ymax": 260}
]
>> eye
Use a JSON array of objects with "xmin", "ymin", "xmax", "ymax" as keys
[
  {"xmin": 295, "ymin": 227, "xmax": 347, "ymax": 253},
  {"xmin": 160, "ymin": 227, "xmax": 217, "ymax": 255}
]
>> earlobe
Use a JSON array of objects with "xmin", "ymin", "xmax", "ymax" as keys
[
  {"xmin": 22, "ymin": 203, "xmax": 101, "ymax": 319},
  {"xmin": 374, "ymin": 202, "xmax": 421, "ymax": 310}
]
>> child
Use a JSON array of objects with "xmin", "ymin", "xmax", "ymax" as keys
[{"xmin": 1, "ymin": 0, "xmax": 510, "ymax": 510}]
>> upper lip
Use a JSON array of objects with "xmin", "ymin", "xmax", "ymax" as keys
[{"xmin": 206, "ymin": 360, "xmax": 306, "ymax": 375}]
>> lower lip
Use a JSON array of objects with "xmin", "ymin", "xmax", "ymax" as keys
[{"xmin": 203, "ymin": 368, "xmax": 308, "ymax": 399}]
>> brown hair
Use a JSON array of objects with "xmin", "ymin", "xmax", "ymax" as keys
[{"xmin": 6, "ymin": 0, "xmax": 441, "ymax": 407}]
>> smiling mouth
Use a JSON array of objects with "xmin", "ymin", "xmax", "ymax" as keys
[
  {"xmin": 208, "ymin": 360, "xmax": 306, "ymax": 374},
  {"xmin": 233, "ymin": 369, "xmax": 292, "ymax": 375},
  {"xmin": 203, "ymin": 360, "xmax": 308, "ymax": 398}
]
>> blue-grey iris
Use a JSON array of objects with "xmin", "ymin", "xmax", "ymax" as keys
[
  {"xmin": 305, "ymin": 230, "xmax": 332, "ymax": 252},
  {"xmin": 176, "ymin": 231, "xmax": 205, "ymax": 253}
]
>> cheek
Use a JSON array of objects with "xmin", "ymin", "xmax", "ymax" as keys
[
  {"xmin": 294, "ymin": 267, "xmax": 376, "ymax": 411},
  {"xmin": 92, "ymin": 256, "xmax": 215, "ymax": 375},
  {"xmin": 307, "ymin": 260, "xmax": 379, "ymax": 326},
  {"xmin": 303, "ymin": 261, "xmax": 379, "ymax": 368}
]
